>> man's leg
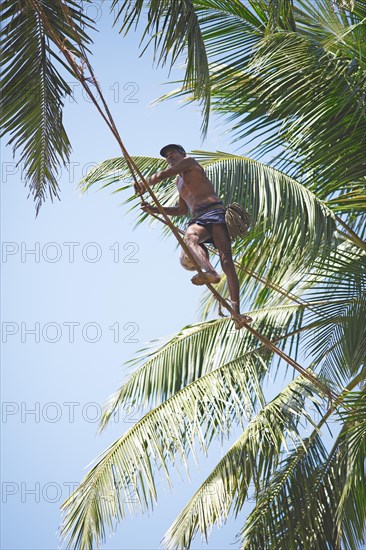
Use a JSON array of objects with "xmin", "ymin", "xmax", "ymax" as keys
[
  {"xmin": 211, "ymin": 223, "xmax": 252, "ymax": 328},
  {"xmin": 180, "ymin": 243, "xmax": 209, "ymax": 271},
  {"xmin": 183, "ymin": 224, "xmax": 221, "ymax": 284}
]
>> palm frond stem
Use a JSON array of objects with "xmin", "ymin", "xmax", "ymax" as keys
[
  {"xmin": 319, "ymin": 371, "xmax": 365, "ymax": 432},
  {"xmin": 336, "ymin": 216, "xmax": 366, "ymax": 251}
]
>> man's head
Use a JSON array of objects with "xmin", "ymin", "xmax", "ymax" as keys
[{"xmin": 160, "ymin": 144, "xmax": 186, "ymax": 166}]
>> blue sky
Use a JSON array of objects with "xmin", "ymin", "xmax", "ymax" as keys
[{"xmin": 1, "ymin": 3, "xmax": 318, "ymax": 549}]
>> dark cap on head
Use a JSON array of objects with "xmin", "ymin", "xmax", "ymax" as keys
[{"xmin": 160, "ymin": 144, "xmax": 186, "ymax": 157}]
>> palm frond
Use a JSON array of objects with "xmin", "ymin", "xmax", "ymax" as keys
[
  {"xmin": 320, "ymin": 390, "xmax": 366, "ymax": 549},
  {"xmin": 100, "ymin": 303, "xmax": 307, "ymax": 430},
  {"xmin": 302, "ymin": 244, "xmax": 366, "ymax": 385},
  {"xmin": 240, "ymin": 383, "xmax": 366, "ymax": 549},
  {"xmin": 240, "ymin": 431, "xmax": 331, "ymax": 549},
  {"xmin": 163, "ymin": 373, "xmax": 319, "ymax": 550},
  {"xmin": 191, "ymin": 0, "xmax": 266, "ymax": 66},
  {"xmin": 326, "ymin": 188, "xmax": 366, "ymax": 214},
  {"xmin": 200, "ymin": 232, "xmax": 365, "ymax": 390},
  {"xmin": 61, "ymin": 350, "xmax": 272, "ymax": 549},
  {"xmin": 79, "ymin": 155, "xmax": 179, "ymax": 229},
  {"xmin": 244, "ymin": 31, "xmax": 366, "ymax": 195},
  {"xmin": 202, "ymin": 30, "xmax": 365, "ymax": 203},
  {"xmin": 295, "ymin": 0, "xmax": 366, "ymax": 65},
  {"xmin": 340, "ymin": 389, "xmax": 366, "ymax": 463},
  {"xmin": 111, "ymin": 0, "xmax": 212, "ymax": 133},
  {"xmin": 1, "ymin": 0, "xmax": 94, "ymax": 213},
  {"xmin": 265, "ymin": 0, "xmax": 297, "ymax": 33},
  {"xmin": 79, "ymin": 155, "xmax": 168, "ymax": 193}
]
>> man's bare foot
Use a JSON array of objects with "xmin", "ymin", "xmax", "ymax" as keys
[
  {"xmin": 232, "ymin": 314, "xmax": 253, "ymax": 330},
  {"xmin": 191, "ymin": 272, "xmax": 221, "ymax": 286}
]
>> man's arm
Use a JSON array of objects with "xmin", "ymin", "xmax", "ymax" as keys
[
  {"xmin": 135, "ymin": 157, "xmax": 195, "ymax": 193},
  {"xmin": 142, "ymin": 195, "xmax": 189, "ymax": 216},
  {"xmin": 149, "ymin": 157, "xmax": 194, "ymax": 184}
]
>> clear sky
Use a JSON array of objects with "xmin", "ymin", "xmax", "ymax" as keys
[{"xmin": 1, "ymin": 3, "xmax": 302, "ymax": 549}]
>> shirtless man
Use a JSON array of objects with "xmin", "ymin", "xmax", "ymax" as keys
[{"xmin": 134, "ymin": 144, "xmax": 252, "ymax": 328}]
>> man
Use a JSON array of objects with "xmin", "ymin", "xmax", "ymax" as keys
[{"xmin": 134, "ymin": 144, "xmax": 252, "ymax": 328}]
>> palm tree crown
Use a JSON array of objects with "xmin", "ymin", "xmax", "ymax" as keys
[{"xmin": 2, "ymin": 0, "xmax": 365, "ymax": 548}]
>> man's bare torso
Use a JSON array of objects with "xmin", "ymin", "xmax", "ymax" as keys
[{"xmin": 176, "ymin": 158, "xmax": 220, "ymax": 213}]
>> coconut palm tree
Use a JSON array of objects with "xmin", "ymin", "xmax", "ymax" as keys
[
  {"xmin": 2, "ymin": 0, "xmax": 365, "ymax": 548},
  {"xmin": 58, "ymin": 0, "xmax": 365, "ymax": 547},
  {"xmin": 60, "ymin": 149, "xmax": 365, "ymax": 548}
]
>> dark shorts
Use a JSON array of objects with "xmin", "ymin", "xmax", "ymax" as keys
[{"xmin": 187, "ymin": 201, "xmax": 226, "ymax": 245}]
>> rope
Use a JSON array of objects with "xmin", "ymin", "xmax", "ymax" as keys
[
  {"xmin": 335, "ymin": 215, "xmax": 366, "ymax": 251},
  {"xmin": 30, "ymin": 0, "xmax": 335, "ymax": 402}
]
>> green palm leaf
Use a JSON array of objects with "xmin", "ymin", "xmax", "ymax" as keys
[
  {"xmin": 295, "ymin": 0, "xmax": 366, "ymax": 64},
  {"xmin": 100, "ymin": 303, "xmax": 307, "ymax": 430},
  {"xmin": 315, "ymin": 393, "xmax": 366, "ymax": 549},
  {"xmin": 240, "ymin": 383, "xmax": 366, "ymax": 549},
  {"xmin": 203, "ymin": 242, "xmax": 366, "ymax": 388},
  {"xmin": 340, "ymin": 389, "xmax": 366, "ymax": 465},
  {"xmin": 240, "ymin": 430, "xmax": 331, "ymax": 549},
  {"xmin": 265, "ymin": 0, "xmax": 296, "ymax": 33},
  {"xmin": 1, "ymin": 0, "xmax": 94, "ymax": 213},
  {"xmin": 163, "ymin": 374, "xmax": 319, "ymax": 549},
  {"xmin": 60, "ymin": 351, "xmax": 272, "ymax": 549},
  {"xmin": 80, "ymin": 155, "xmax": 168, "ymax": 193},
  {"xmin": 111, "ymin": 0, "xmax": 212, "ymax": 133},
  {"xmin": 245, "ymin": 31, "xmax": 366, "ymax": 196},
  {"xmin": 301, "ymin": 244, "xmax": 366, "ymax": 384}
]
